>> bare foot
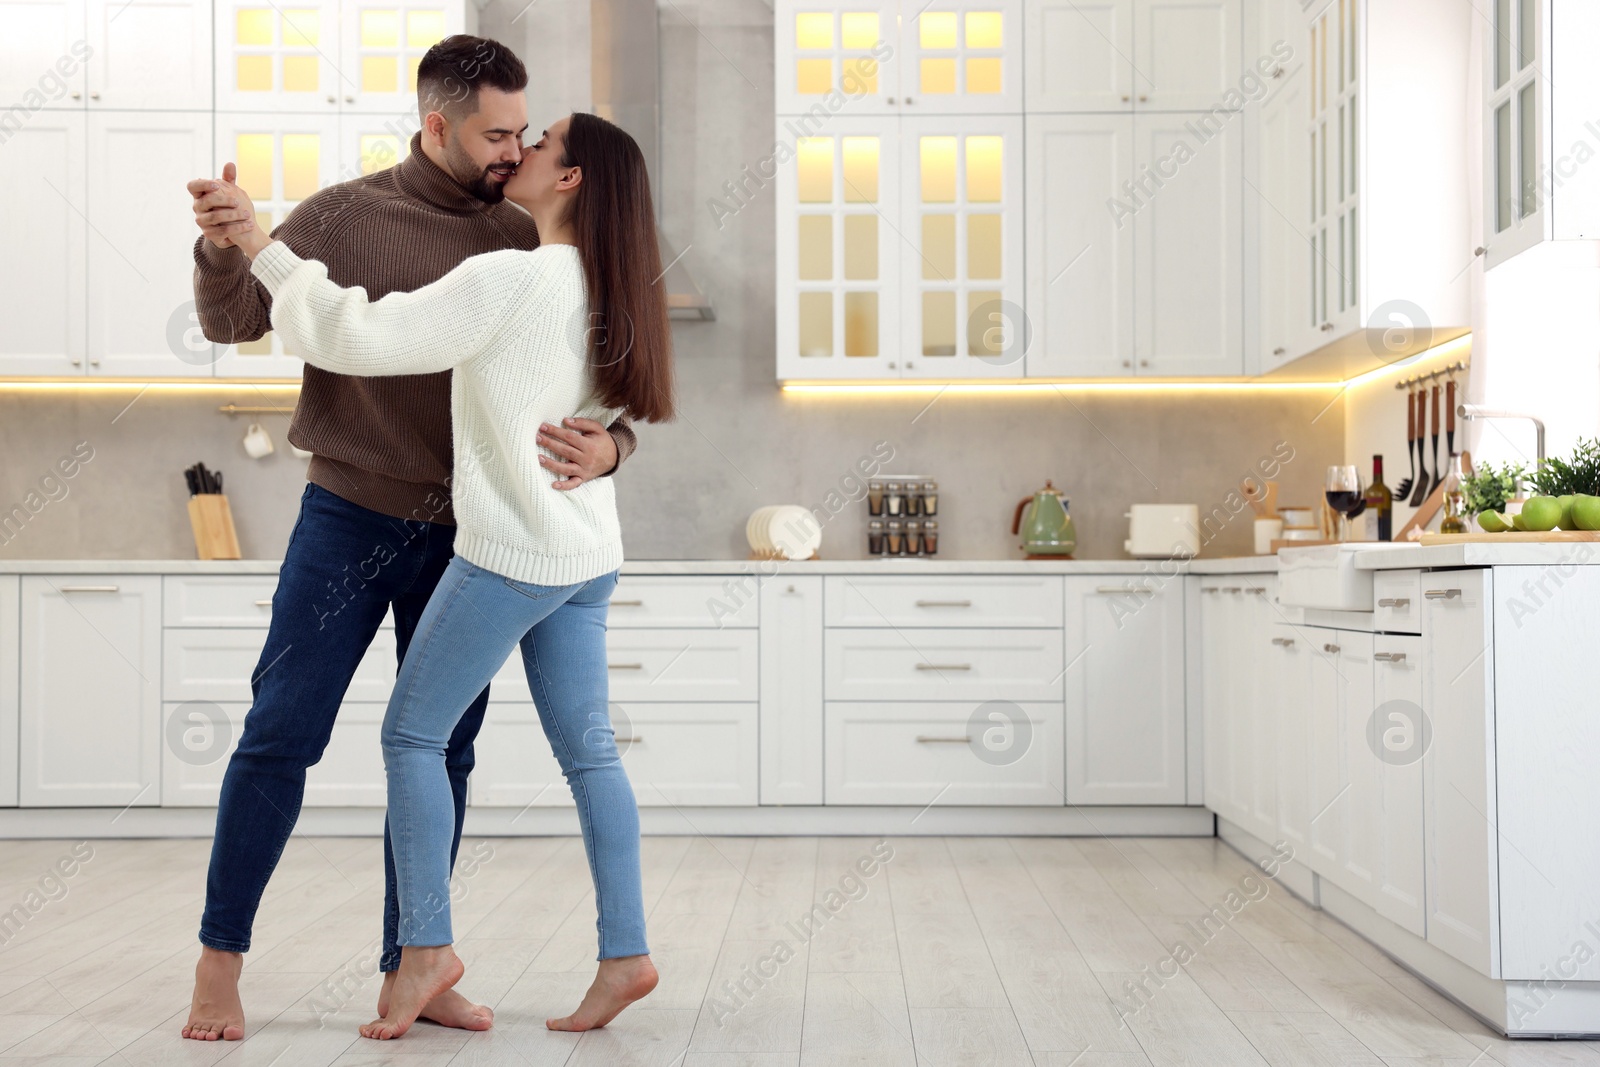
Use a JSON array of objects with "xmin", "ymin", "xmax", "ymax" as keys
[
  {"xmin": 182, "ymin": 947, "xmax": 245, "ymax": 1041},
  {"xmin": 360, "ymin": 946, "xmax": 465, "ymax": 1040},
  {"xmin": 378, "ymin": 970, "xmax": 493, "ymax": 1031},
  {"xmin": 546, "ymin": 955, "xmax": 658, "ymax": 1032}
]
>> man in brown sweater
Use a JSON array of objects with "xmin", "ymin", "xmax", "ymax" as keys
[{"xmin": 181, "ymin": 36, "xmax": 634, "ymax": 1041}]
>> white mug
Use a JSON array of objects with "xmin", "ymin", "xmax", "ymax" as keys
[
  {"xmin": 242, "ymin": 421, "xmax": 275, "ymax": 459},
  {"xmin": 1254, "ymin": 517, "xmax": 1285, "ymax": 555}
]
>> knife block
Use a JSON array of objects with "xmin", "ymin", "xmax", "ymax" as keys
[{"xmin": 188, "ymin": 495, "xmax": 242, "ymax": 560}]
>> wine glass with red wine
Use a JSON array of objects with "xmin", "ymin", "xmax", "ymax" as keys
[{"xmin": 1325, "ymin": 465, "xmax": 1364, "ymax": 542}]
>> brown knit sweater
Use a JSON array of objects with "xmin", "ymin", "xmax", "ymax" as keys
[{"xmin": 192, "ymin": 133, "xmax": 637, "ymax": 527}]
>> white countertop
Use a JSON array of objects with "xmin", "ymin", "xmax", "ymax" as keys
[{"xmin": 0, "ymin": 556, "xmax": 1280, "ymax": 576}]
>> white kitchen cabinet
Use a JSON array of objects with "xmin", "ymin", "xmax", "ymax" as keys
[
  {"xmin": 1305, "ymin": 626, "xmax": 1373, "ymax": 881},
  {"xmin": 86, "ymin": 111, "xmax": 213, "ymax": 377},
  {"xmin": 1353, "ymin": 633, "xmax": 1425, "ymax": 936},
  {"xmin": 825, "ymin": 701, "xmax": 1064, "ymax": 805},
  {"xmin": 825, "ymin": 627, "xmax": 1065, "ymax": 703},
  {"xmin": 775, "ymin": 0, "xmax": 1021, "ymax": 116},
  {"xmin": 337, "ymin": 0, "xmax": 458, "ymax": 115},
  {"xmin": 1023, "ymin": 114, "xmax": 1135, "ymax": 377},
  {"xmin": 1023, "ymin": 0, "xmax": 1240, "ymax": 112},
  {"xmin": 1133, "ymin": 111, "xmax": 1242, "ymax": 375},
  {"xmin": 85, "ymin": 0, "xmax": 212, "ymax": 109},
  {"xmin": 1421, "ymin": 568, "xmax": 1501, "ymax": 977},
  {"xmin": 162, "ymin": 574, "xmax": 281, "ymax": 627},
  {"xmin": 1199, "ymin": 577, "xmax": 1275, "ymax": 834},
  {"xmin": 0, "ymin": 112, "xmax": 85, "ymax": 377},
  {"xmin": 824, "ymin": 573, "xmax": 1062, "ymax": 628},
  {"xmin": 0, "ymin": 0, "xmax": 87, "ymax": 107},
  {"xmin": 19, "ymin": 576, "xmax": 162, "ymax": 807},
  {"xmin": 1271, "ymin": 623, "xmax": 1311, "ymax": 853},
  {"xmin": 1254, "ymin": 0, "xmax": 1471, "ymax": 377},
  {"xmin": 215, "ymin": 0, "xmax": 343, "ymax": 113},
  {"xmin": 491, "ymin": 630, "xmax": 759, "ymax": 705},
  {"xmin": 304, "ymin": 702, "xmax": 386, "ymax": 806},
  {"xmin": 608, "ymin": 575, "xmax": 759, "ymax": 629},
  {"xmin": 164, "ymin": 626, "xmax": 398, "ymax": 704},
  {"xmin": 0, "ymin": 577, "xmax": 18, "ymax": 807},
  {"xmin": 161, "ymin": 700, "xmax": 246, "ymax": 807},
  {"xmin": 1063, "ymin": 576, "xmax": 1185, "ymax": 804},
  {"xmin": 760, "ymin": 577, "xmax": 824, "ymax": 805}
]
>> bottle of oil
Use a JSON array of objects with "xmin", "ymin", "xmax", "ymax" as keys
[{"xmin": 1440, "ymin": 453, "xmax": 1468, "ymax": 535}]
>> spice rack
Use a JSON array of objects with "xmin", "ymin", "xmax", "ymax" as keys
[{"xmin": 866, "ymin": 476, "xmax": 940, "ymax": 557}]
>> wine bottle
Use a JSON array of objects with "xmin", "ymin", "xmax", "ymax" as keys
[{"xmin": 1364, "ymin": 454, "xmax": 1393, "ymax": 541}]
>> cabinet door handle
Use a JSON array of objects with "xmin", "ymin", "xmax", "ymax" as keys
[
  {"xmin": 1323, "ymin": 643, "xmax": 1341, "ymax": 653},
  {"xmin": 1121, "ymin": 94, "xmax": 1131, "ymax": 102},
  {"xmin": 254, "ymin": 599, "xmax": 273, "ymax": 607},
  {"xmin": 610, "ymin": 599, "xmax": 644, "ymax": 607},
  {"xmin": 1201, "ymin": 587, "xmax": 1220, "ymax": 595},
  {"xmin": 1272, "ymin": 346, "xmax": 1287, "ymax": 355},
  {"xmin": 59, "ymin": 585, "xmax": 119, "ymax": 593},
  {"xmin": 916, "ymin": 735, "xmax": 972, "ymax": 743},
  {"xmin": 1377, "ymin": 597, "xmax": 1411, "ymax": 608},
  {"xmin": 613, "ymin": 735, "xmax": 642, "ymax": 744},
  {"xmin": 1271, "ymin": 637, "xmax": 1295, "ymax": 647},
  {"xmin": 915, "ymin": 663, "xmax": 971, "ymax": 671},
  {"xmin": 915, "ymin": 599, "xmax": 972, "ymax": 607},
  {"xmin": 1423, "ymin": 589, "xmax": 1461, "ymax": 600},
  {"xmin": 1252, "ymin": 588, "xmax": 1269, "ymax": 597},
  {"xmin": 1321, "ymin": 322, "xmax": 1335, "ymax": 332},
  {"xmin": 1221, "ymin": 586, "xmax": 1242, "ymax": 594},
  {"xmin": 1374, "ymin": 652, "xmax": 1408, "ymax": 663},
  {"xmin": 607, "ymin": 662, "xmax": 644, "ymax": 671},
  {"xmin": 1095, "ymin": 585, "xmax": 1146, "ymax": 595}
]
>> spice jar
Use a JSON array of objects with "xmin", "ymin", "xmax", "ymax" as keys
[
  {"xmin": 867, "ymin": 519, "xmax": 885, "ymax": 556},
  {"xmin": 867, "ymin": 480, "xmax": 885, "ymax": 517},
  {"xmin": 921, "ymin": 480, "xmax": 939, "ymax": 517},
  {"xmin": 885, "ymin": 482, "xmax": 905, "ymax": 516},
  {"xmin": 904, "ymin": 520, "xmax": 922, "ymax": 555},
  {"xmin": 885, "ymin": 520, "xmax": 904, "ymax": 555},
  {"xmin": 922, "ymin": 519, "xmax": 939, "ymax": 556}
]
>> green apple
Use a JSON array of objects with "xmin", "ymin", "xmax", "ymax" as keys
[
  {"xmin": 1477, "ymin": 511, "xmax": 1512, "ymax": 533},
  {"xmin": 1571, "ymin": 494, "xmax": 1600, "ymax": 531},
  {"xmin": 1559, "ymin": 495, "xmax": 1579, "ymax": 529},
  {"xmin": 1520, "ymin": 496, "xmax": 1563, "ymax": 532},
  {"xmin": 1513, "ymin": 512, "xmax": 1528, "ymax": 531}
]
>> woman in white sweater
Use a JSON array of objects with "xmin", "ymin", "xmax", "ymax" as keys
[{"xmin": 227, "ymin": 113, "xmax": 674, "ymax": 1040}]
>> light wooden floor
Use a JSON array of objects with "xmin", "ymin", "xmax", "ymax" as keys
[{"xmin": 0, "ymin": 834, "xmax": 1596, "ymax": 1066}]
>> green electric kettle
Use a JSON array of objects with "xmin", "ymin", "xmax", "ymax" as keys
[{"xmin": 1011, "ymin": 480, "xmax": 1077, "ymax": 557}]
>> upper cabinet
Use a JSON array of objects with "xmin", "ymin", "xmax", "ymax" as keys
[
  {"xmin": 216, "ymin": 0, "xmax": 458, "ymax": 113},
  {"xmin": 1482, "ymin": 0, "xmax": 1600, "ymax": 268},
  {"xmin": 1024, "ymin": 0, "xmax": 1241, "ymax": 112},
  {"xmin": 1252, "ymin": 0, "xmax": 1472, "ymax": 378},
  {"xmin": 0, "ymin": 0, "xmax": 210, "ymax": 110},
  {"xmin": 776, "ymin": 0, "xmax": 1022, "ymax": 115}
]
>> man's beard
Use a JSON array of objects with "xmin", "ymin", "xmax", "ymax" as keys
[{"xmin": 443, "ymin": 138, "xmax": 514, "ymax": 204}]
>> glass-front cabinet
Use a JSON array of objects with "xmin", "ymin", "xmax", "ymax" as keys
[{"xmin": 1304, "ymin": 0, "xmax": 1360, "ymax": 346}]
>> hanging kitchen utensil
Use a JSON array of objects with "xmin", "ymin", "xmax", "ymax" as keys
[
  {"xmin": 1394, "ymin": 384, "xmax": 1416, "ymax": 502},
  {"xmin": 1427, "ymin": 382, "xmax": 1444, "ymax": 496},
  {"xmin": 1409, "ymin": 388, "xmax": 1432, "ymax": 506},
  {"xmin": 1445, "ymin": 375, "xmax": 1457, "ymax": 459}
]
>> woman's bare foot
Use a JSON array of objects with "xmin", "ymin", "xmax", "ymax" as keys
[
  {"xmin": 378, "ymin": 971, "xmax": 493, "ymax": 1031},
  {"xmin": 546, "ymin": 955, "xmax": 658, "ymax": 1032},
  {"xmin": 360, "ymin": 946, "xmax": 465, "ymax": 1040},
  {"xmin": 182, "ymin": 947, "xmax": 246, "ymax": 1041}
]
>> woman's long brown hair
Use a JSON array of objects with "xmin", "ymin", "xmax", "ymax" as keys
[{"xmin": 558, "ymin": 112, "xmax": 675, "ymax": 423}]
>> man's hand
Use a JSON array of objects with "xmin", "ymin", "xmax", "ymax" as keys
[
  {"xmin": 538, "ymin": 418, "xmax": 620, "ymax": 490},
  {"xmin": 189, "ymin": 162, "xmax": 256, "ymax": 249}
]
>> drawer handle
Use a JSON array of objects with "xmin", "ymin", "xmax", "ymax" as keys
[
  {"xmin": 1377, "ymin": 597, "xmax": 1411, "ymax": 608},
  {"xmin": 608, "ymin": 663, "xmax": 645, "ymax": 671},
  {"xmin": 254, "ymin": 599, "xmax": 273, "ymax": 607},
  {"xmin": 59, "ymin": 585, "xmax": 119, "ymax": 593},
  {"xmin": 915, "ymin": 599, "xmax": 972, "ymax": 607},
  {"xmin": 1323, "ymin": 643, "xmax": 1341, "ymax": 654},
  {"xmin": 1252, "ymin": 588, "xmax": 1269, "ymax": 597},
  {"xmin": 1221, "ymin": 586, "xmax": 1242, "ymax": 594},
  {"xmin": 1374, "ymin": 652, "xmax": 1408, "ymax": 663},
  {"xmin": 1095, "ymin": 585, "xmax": 1143, "ymax": 595},
  {"xmin": 610, "ymin": 599, "xmax": 645, "ymax": 607},
  {"xmin": 916, "ymin": 735, "xmax": 973, "ymax": 743},
  {"xmin": 915, "ymin": 663, "xmax": 972, "ymax": 671},
  {"xmin": 1271, "ymin": 637, "xmax": 1295, "ymax": 647},
  {"xmin": 613, "ymin": 735, "xmax": 642, "ymax": 744},
  {"xmin": 1424, "ymin": 589, "xmax": 1461, "ymax": 600},
  {"xmin": 1201, "ymin": 588, "xmax": 1220, "ymax": 595}
]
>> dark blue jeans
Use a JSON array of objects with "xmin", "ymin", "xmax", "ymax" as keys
[{"xmin": 198, "ymin": 482, "xmax": 489, "ymax": 973}]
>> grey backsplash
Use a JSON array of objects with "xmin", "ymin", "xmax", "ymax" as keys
[{"xmin": 0, "ymin": 0, "xmax": 1343, "ymax": 564}]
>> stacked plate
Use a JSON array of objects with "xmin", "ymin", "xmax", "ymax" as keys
[{"xmin": 746, "ymin": 505, "xmax": 822, "ymax": 559}]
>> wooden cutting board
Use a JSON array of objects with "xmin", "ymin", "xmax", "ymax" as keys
[{"xmin": 1419, "ymin": 531, "xmax": 1600, "ymax": 544}]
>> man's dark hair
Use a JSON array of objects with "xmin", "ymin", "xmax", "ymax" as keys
[{"xmin": 416, "ymin": 35, "xmax": 528, "ymax": 121}]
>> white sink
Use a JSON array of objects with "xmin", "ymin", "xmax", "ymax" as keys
[{"xmin": 1277, "ymin": 543, "xmax": 1415, "ymax": 611}]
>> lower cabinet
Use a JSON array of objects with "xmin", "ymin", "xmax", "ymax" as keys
[
  {"xmin": 1354, "ymin": 634, "xmax": 1425, "ymax": 936},
  {"xmin": 1064, "ymin": 577, "xmax": 1186, "ymax": 804},
  {"xmin": 1199, "ymin": 577, "xmax": 1276, "ymax": 837},
  {"xmin": 19, "ymin": 576, "xmax": 162, "ymax": 807},
  {"xmin": 0, "ymin": 576, "xmax": 17, "ymax": 807},
  {"xmin": 1270, "ymin": 623, "xmax": 1312, "ymax": 853},
  {"xmin": 759, "ymin": 577, "xmax": 824, "ymax": 805}
]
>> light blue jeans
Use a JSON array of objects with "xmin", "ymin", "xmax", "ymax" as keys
[{"xmin": 382, "ymin": 555, "xmax": 647, "ymax": 959}]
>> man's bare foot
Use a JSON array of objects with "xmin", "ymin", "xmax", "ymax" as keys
[
  {"xmin": 360, "ymin": 946, "xmax": 464, "ymax": 1040},
  {"xmin": 182, "ymin": 947, "xmax": 246, "ymax": 1041},
  {"xmin": 546, "ymin": 955, "xmax": 658, "ymax": 1032},
  {"xmin": 378, "ymin": 971, "xmax": 493, "ymax": 1031}
]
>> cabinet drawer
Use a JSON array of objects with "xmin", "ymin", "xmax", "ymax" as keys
[
  {"xmin": 824, "ymin": 702, "xmax": 1065, "ymax": 806},
  {"xmin": 164, "ymin": 627, "xmax": 398, "ymax": 704},
  {"xmin": 472, "ymin": 702, "xmax": 757, "ymax": 808},
  {"xmin": 1375, "ymin": 569, "xmax": 1422, "ymax": 634},
  {"xmin": 824, "ymin": 575, "xmax": 1064, "ymax": 628},
  {"xmin": 162, "ymin": 574, "xmax": 396, "ymax": 629},
  {"xmin": 491, "ymin": 629, "xmax": 758, "ymax": 703},
  {"xmin": 825, "ymin": 628, "xmax": 1065, "ymax": 702},
  {"xmin": 608, "ymin": 576, "xmax": 757, "ymax": 628}
]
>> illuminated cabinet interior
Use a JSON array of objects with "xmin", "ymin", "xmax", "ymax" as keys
[{"xmin": 775, "ymin": 1, "xmax": 1024, "ymax": 380}]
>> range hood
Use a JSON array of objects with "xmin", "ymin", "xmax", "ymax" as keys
[{"xmin": 591, "ymin": 0, "xmax": 715, "ymax": 321}]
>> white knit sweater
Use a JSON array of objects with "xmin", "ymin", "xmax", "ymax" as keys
[{"xmin": 252, "ymin": 241, "xmax": 624, "ymax": 587}]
